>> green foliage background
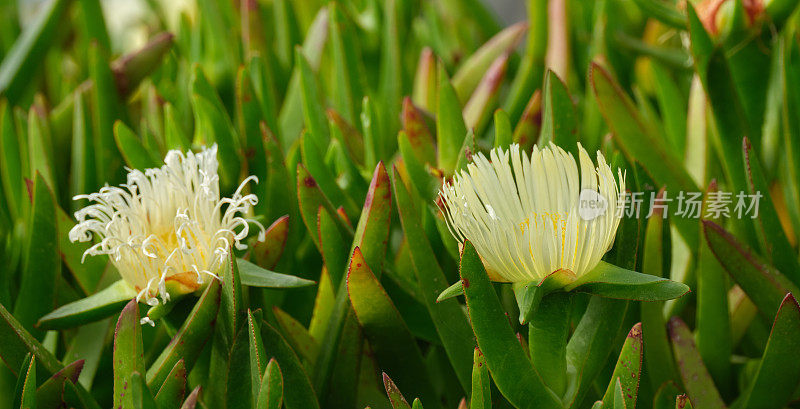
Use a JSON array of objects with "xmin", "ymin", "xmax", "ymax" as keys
[{"xmin": 2, "ymin": 0, "xmax": 800, "ymax": 408}]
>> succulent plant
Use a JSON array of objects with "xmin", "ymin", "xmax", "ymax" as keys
[{"xmin": 2, "ymin": 0, "xmax": 800, "ymax": 408}]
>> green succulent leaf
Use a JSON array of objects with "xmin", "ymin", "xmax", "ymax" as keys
[
  {"xmin": 348, "ymin": 247, "xmax": 440, "ymax": 408},
  {"xmin": 601, "ymin": 323, "xmax": 643, "ymax": 408},
  {"xmin": 460, "ymin": 241, "xmax": 561, "ymax": 409},
  {"xmin": 702, "ymin": 220, "xmax": 800, "ymax": 320},
  {"xmin": 738, "ymin": 294, "xmax": 800, "ymax": 409},
  {"xmin": 146, "ymin": 280, "xmax": 221, "ymax": 388},
  {"xmin": 451, "ymin": 22, "xmax": 527, "ymax": 102},
  {"xmin": 238, "ymin": 258, "xmax": 315, "ymax": 288},
  {"xmin": 435, "ymin": 280, "xmax": 463, "ymax": 303},
  {"xmin": 436, "ymin": 68, "xmax": 468, "ymax": 173},
  {"xmin": 256, "ymin": 358, "xmax": 284, "ymax": 409},
  {"xmin": 668, "ymin": 317, "xmax": 726, "ymax": 409},
  {"xmin": 273, "ymin": 307, "xmax": 319, "ymax": 365},
  {"xmin": 14, "ymin": 173, "xmax": 59, "ymax": 339},
  {"xmin": 37, "ymin": 280, "xmax": 137, "ymax": 330},
  {"xmin": 538, "ymin": 70, "xmax": 578, "ymax": 156},
  {"xmin": 154, "ymin": 360, "xmax": 186, "ymax": 409},
  {"xmin": 590, "ymin": 62, "xmax": 699, "ymax": 249},
  {"xmin": 742, "ymin": 137, "xmax": 800, "ymax": 285},
  {"xmin": 114, "ymin": 300, "xmax": 145, "ymax": 409},
  {"xmin": 259, "ymin": 319, "xmax": 320, "ymax": 409},
  {"xmin": 18, "ymin": 354, "xmax": 36, "ymax": 409},
  {"xmin": 393, "ymin": 169, "xmax": 474, "ymax": 391},
  {"xmin": 566, "ymin": 261, "xmax": 690, "ymax": 301},
  {"xmin": 252, "ymin": 215, "xmax": 290, "ymax": 270},
  {"xmin": 470, "ymin": 348, "xmax": 491, "ymax": 409},
  {"xmin": 0, "ymin": 0, "xmax": 69, "ymax": 103},
  {"xmin": 383, "ymin": 373, "xmax": 412, "ymax": 409}
]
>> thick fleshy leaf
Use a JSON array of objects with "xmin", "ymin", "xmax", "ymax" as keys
[
  {"xmin": 114, "ymin": 300, "xmax": 145, "ymax": 409},
  {"xmin": 296, "ymin": 48, "xmax": 329, "ymax": 153},
  {"xmin": 180, "ymin": 386, "xmax": 201, "ymax": 409},
  {"xmin": 312, "ymin": 163, "xmax": 391, "ymax": 402},
  {"xmin": 493, "ymin": 109, "xmax": 512, "ymax": 148},
  {"xmin": 38, "ymin": 280, "xmax": 137, "ymax": 330},
  {"xmin": 451, "ymin": 22, "xmax": 527, "ymax": 102},
  {"xmin": 528, "ymin": 292, "xmax": 571, "ymax": 396},
  {"xmin": 228, "ymin": 326, "xmax": 255, "ymax": 409},
  {"xmin": 653, "ymin": 381, "xmax": 683, "ymax": 409},
  {"xmin": 297, "ymin": 164, "xmax": 350, "ymax": 250},
  {"xmin": 601, "ymin": 323, "xmax": 643, "ymax": 408},
  {"xmin": 0, "ymin": 0, "xmax": 68, "ymax": 103},
  {"xmin": 154, "ymin": 360, "xmax": 186, "ymax": 409},
  {"xmin": 512, "ymin": 90, "xmax": 542, "ymax": 150},
  {"xmin": 301, "ymin": 129, "xmax": 357, "ymax": 217},
  {"xmin": 397, "ymin": 131, "xmax": 440, "ymax": 202},
  {"xmin": 260, "ymin": 319, "xmax": 320, "ymax": 409},
  {"xmin": 277, "ymin": 8, "xmax": 328, "ymax": 147},
  {"xmin": 470, "ymin": 348, "xmax": 490, "ymax": 409},
  {"xmin": 742, "ymin": 137, "xmax": 800, "ymax": 285},
  {"xmin": 130, "ymin": 372, "xmax": 158, "ymax": 409},
  {"xmin": 435, "ymin": 281, "xmax": 463, "ymax": 303},
  {"xmin": 383, "ymin": 372, "xmax": 412, "ymax": 409},
  {"xmin": 348, "ymin": 247, "xmax": 440, "ymax": 408},
  {"xmin": 146, "ymin": 280, "xmax": 221, "ymax": 388},
  {"xmin": 590, "ymin": 62, "xmax": 698, "ymax": 249},
  {"xmin": 436, "ymin": 68, "xmax": 468, "ymax": 173},
  {"xmin": 35, "ymin": 359, "xmax": 83, "ymax": 407},
  {"xmin": 247, "ymin": 309, "xmax": 267, "ymax": 403},
  {"xmin": 460, "ymin": 241, "xmax": 562, "ymax": 409},
  {"xmin": 412, "ymin": 48, "xmax": 437, "ymax": 112},
  {"xmin": 14, "ymin": 173, "xmax": 59, "ymax": 339},
  {"xmin": 564, "ymin": 296, "xmax": 630, "ymax": 407},
  {"xmin": 351, "ymin": 162, "xmax": 392, "ymax": 273},
  {"xmin": 401, "ymin": 97, "xmax": 436, "ymax": 166},
  {"xmin": 27, "ymin": 108, "xmax": 57, "ymax": 196},
  {"xmin": 696, "ymin": 182, "xmax": 732, "ymax": 394},
  {"xmin": 640, "ymin": 196, "xmax": 680, "ymax": 394},
  {"xmin": 113, "ymin": 120, "xmax": 159, "ymax": 170},
  {"xmin": 538, "ymin": 70, "xmax": 577, "ymax": 157},
  {"xmin": 738, "ymin": 294, "xmax": 800, "ymax": 409},
  {"xmin": 377, "ymin": 0, "xmax": 402, "ymax": 142},
  {"xmin": 252, "ymin": 216, "xmax": 290, "ymax": 270},
  {"xmin": 361, "ymin": 96, "xmax": 379, "ymax": 172},
  {"xmin": 702, "ymin": 220, "xmax": 800, "ymax": 320},
  {"xmin": 463, "ymin": 53, "xmax": 508, "ymax": 134},
  {"xmin": 273, "ymin": 307, "xmax": 319, "ymax": 364},
  {"xmin": 668, "ymin": 317, "xmax": 726, "ymax": 409},
  {"xmin": 328, "ymin": 3, "xmax": 364, "ymax": 125},
  {"xmin": 238, "ymin": 258, "xmax": 315, "ymax": 288},
  {"xmin": 257, "ymin": 358, "xmax": 283, "ymax": 409},
  {"xmin": 18, "ymin": 355, "xmax": 36, "ymax": 409},
  {"xmin": 318, "ymin": 206, "xmax": 349, "ymax": 291},
  {"xmin": 111, "ymin": 32, "xmax": 173, "ymax": 96},
  {"xmin": 566, "ymin": 261, "xmax": 690, "ymax": 301},
  {"xmin": 89, "ymin": 42, "xmax": 124, "ymax": 183},
  {"xmin": 393, "ymin": 169, "xmax": 474, "ymax": 390},
  {"xmin": 260, "ymin": 124, "xmax": 297, "ymax": 224},
  {"xmin": 0, "ymin": 102, "xmax": 25, "ymax": 219},
  {"xmin": 327, "ymin": 109, "xmax": 365, "ymax": 166}
]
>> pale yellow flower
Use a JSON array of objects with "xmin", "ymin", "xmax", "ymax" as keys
[
  {"xmin": 439, "ymin": 143, "xmax": 625, "ymax": 285},
  {"xmin": 70, "ymin": 145, "xmax": 264, "ymax": 311}
]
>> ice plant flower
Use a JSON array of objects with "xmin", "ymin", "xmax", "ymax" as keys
[
  {"xmin": 69, "ymin": 144, "xmax": 264, "ymax": 313},
  {"xmin": 439, "ymin": 143, "xmax": 625, "ymax": 286}
]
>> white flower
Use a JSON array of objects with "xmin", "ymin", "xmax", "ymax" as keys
[
  {"xmin": 70, "ymin": 144, "xmax": 265, "ymax": 307},
  {"xmin": 439, "ymin": 143, "xmax": 625, "ymax": 284}
]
